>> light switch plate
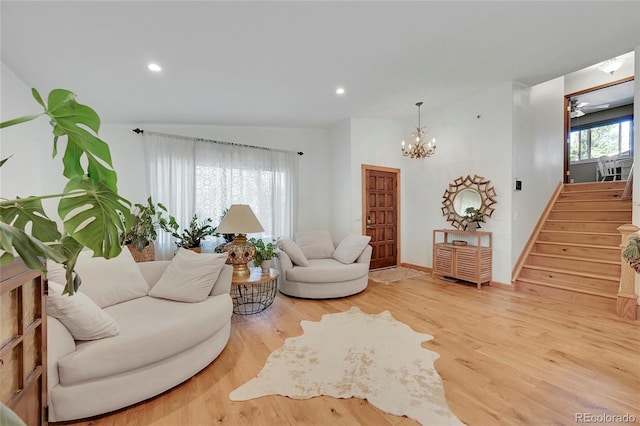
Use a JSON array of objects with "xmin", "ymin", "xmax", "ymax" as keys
[{"xmin": 514, "ymin": 179, "xmax": 522, "ymax": 191}]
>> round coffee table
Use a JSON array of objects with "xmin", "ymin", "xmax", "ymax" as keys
[{"xmin": 230, "ymin": 268, "xmax": 279, "ymax": 315}]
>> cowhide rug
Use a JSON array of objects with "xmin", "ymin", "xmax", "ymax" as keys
[{"xmin": 229, "ymin": 306, "xmax": 463, "ymax": 426}]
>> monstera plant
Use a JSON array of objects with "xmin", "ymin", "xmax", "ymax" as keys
[{"xmin": 0, "ymin": 88, "xmax": 131, "ymax": 295}]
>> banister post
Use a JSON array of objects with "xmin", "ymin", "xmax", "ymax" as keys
[{"xmin": 617, "ymin": 224, "xmax": 639, "ymax": 320}]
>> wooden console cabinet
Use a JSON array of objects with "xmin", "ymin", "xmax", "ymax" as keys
[
  {"xmin": 432, "ymin": 229, "xmax": 492, "ymax": 288},
  {"xmin": 1, "ymin": 258, "xmax": 48, "ymax": 425}
]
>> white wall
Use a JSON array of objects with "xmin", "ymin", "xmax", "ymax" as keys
[
  {"xmin": 102, "ymin": 123, "xmax": 332, "ymax": 234},
  {"xmin": 329, "ymin": 119, "xmax": 352, "ymax": 238},
  {"xmin": 326, "ymin": 84, "xmax": 520, "ymax": 284},
  {"xmin": 329, "ymin": 117, "xmax": 405, "ymax": 240},
  {"xmin": 349, "ymin": 118, "xmax": 405, "ymax": 233},
  {"xmin": 394, "ymin": 83, "xmax": 515, "ymax": 283},
  {"xmin": 511, "ymin": 78, "xmax": 565, "ymax": 267},
  {"xmin": 1, "ymin": 62, "xmax": 67, "ymax": 219}
]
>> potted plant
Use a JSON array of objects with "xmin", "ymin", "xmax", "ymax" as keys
[
  {"xmin": 250, "ymin": 238, "xmax": 279, "ymax": 272},
  {"xmin": 0, "ymin": 88, "xmax": 131, "ymax": 295},
  {"xmin": 622, "ymin": 231, "xmax": 640, "ymax": 273},
  {"xmin": 464, "ymin": 207, "xmax": 483, "ymax": 232},
  {"xmin": 213, "ymin": 208, "xmax": 235, "ymax": 253},
  {"xmin": 121, "ymin": 197, "xmax": 168, "ymax": 262},
  {"xmin": 160, "ymin": 213, "xmax": 215, "ymax": 252}
]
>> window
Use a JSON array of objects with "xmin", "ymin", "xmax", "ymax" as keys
[
  {"xmin": 195, "ymin": 165, "xmax": 284, "ymax": 240},
  {"xmin": 145, "ymin": 131, "xmax": 298, "ymax": 260},
  {"xmin": 570, "ymin": 116, "xmax": 633, "ymax": 162}
]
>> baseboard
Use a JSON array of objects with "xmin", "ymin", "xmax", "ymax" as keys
[
  {"xmin": 489, "ymin": 281, "xmax": 514, "ymax": 291},
  {"xmin": 399, "ymin": 263, "xmax": 432, "ymax": 273}
]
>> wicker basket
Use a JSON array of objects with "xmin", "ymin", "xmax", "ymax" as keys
[{"xmin": 127, "ymin": 242, "xmax": 155, "ymax": 262}]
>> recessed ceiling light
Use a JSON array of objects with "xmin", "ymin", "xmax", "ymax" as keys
[
  {"xmin": 336, "ymin": 87, "xmax": 345, "ymax": 95},
  {"xmin": 148, "ymin": 63, "xmax": 162, "ymax": 72}
]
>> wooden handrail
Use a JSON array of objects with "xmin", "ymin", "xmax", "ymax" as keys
[
  {"xmin": 511, "ymin": 182, "xmax": 564, "ymax": 284},
  {"xmin": 617, "ymin": 224, "xmax": 639, "ymax": 320}
]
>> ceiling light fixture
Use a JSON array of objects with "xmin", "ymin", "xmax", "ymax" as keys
[
  {"xmin": 401, "ymin": 102, "xmax": 436, "ymax": 159},
  {"xmin": 148, "ymin": 63, "xmax": 162, "ymax": 72},
  {"xmin": 336, "ymin": 87, "xmax": 345, "ymax": 95},
  {"xmin": 598, "ymin": 57, "xmax": 625, "ymax": 75}
]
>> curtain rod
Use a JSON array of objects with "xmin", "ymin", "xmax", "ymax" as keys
[{"xmin": 132, "ymin": 128, "xmax": 304, "ymax": 156}]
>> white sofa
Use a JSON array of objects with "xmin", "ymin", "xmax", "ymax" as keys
[
  {"xmin": 46, "ymin": 249, "xmax": 233, "ymax": 422},
  {"xmin": 275, "ymin": 231, "xmax": 372, "ymax": 299}
]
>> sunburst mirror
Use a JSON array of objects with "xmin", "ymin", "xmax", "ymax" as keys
[{"xmin": 441, "ymin": 175, "xmax": 497, "ymax": 230}]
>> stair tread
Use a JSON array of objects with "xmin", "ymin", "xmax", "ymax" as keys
[
  {"xmin": 522, "ymin": 264, "xmax": 619, "ymax": 281},
  {"xmin": 516, "ymin": 277, "xmax": 617, "ymax": 299},
  {"xmin": 556, "ymin": 201, "xmax": 628, "ymax": 204},
  {"xmin": 528, "ymin": 252, "xmax": 621, "ymax": 265},
  {"xmin": 516, "ymin": 183, "xmax": 628, "ymax": 309},
  {"xmin": 561, "ymin": 188, "xmax": 624, "ymax": 194},
  {"xmin": 556, "ymin": 198, "xmax": 628, "ymax": 201},
  {"xmin": 539, "ymin": 229, "xmax": 619, "ymax": 236},
  {"xmin": 550, "ymin": 208, "xmax": 631, "ymax": 212},
  {"xmin": 535, "ymin": 240, "xmax": 620, "ymax": 250},
  {"xmin": 563, "ymin": 182, "xmax": 626, "ymax": 188},
  {"xmin": 546, "ymin": 219, "xmax": 626, "ymax": 223}
]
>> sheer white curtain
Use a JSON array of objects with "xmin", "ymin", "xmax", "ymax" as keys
[
  {"xmin": 144, "ymin": 133, "xmax": 196, "ymax": 259},
  {"xmin": 145, "ymin": 132, "xmax": 298, "ymax": 259},
  {"xmin": 195, "ymin": 140, "xmax": 298, "ymax": 240}
]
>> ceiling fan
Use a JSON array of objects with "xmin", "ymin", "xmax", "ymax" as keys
[{"xmin": 569, "ymin": 98, "xmax": 609, "ymax": 118}]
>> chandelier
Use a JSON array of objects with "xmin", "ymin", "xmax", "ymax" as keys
[{"xmin": 401, "ymin": 102, "xmax": 436, "ymax": 159}]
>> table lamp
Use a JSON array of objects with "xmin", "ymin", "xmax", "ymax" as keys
[{"xmin": 216, "ymin": 204, "xmax": 265, "ymax": 278}]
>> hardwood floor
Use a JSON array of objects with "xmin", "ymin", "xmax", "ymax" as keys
[{"xmin": 54, "ymin": 274, "xmax": 640, "ymax": 426}]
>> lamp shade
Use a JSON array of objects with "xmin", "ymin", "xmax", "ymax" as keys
[{"xmin": 216, "ymin": 204, "xmax": 264, "ymax": 234}]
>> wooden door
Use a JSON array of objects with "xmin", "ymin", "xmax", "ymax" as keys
[{"xmin": 362, "ymin": 165, "xmax": 400, "ymax": 270}]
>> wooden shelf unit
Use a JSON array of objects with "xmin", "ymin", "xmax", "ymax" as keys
[
  {"xmin": 0, "ymin": 258, "xmax": 48, "ymax": 426},
  {"xmin": 432, "ymin": 229, "xmax": 492, "ymax": 288}
]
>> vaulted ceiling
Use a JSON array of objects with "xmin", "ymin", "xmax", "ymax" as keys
[{"xmin": 1, "ymin": 1, "xmax": 638, "ymax": 128}]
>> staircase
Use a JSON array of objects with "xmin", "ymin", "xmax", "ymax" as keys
[{"xmin": 514, "ymin": 181, "xmax": 631, "ymax": 313}]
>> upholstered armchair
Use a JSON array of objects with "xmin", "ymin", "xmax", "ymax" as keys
[{"xmin": 274, "ymin": 231, "xmax": 372, "ymax": 299}]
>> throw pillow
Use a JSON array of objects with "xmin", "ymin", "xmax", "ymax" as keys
[
  {"xmin": 148, "ymin": 249, "xmax": 228, "ymax": 303},
  {"xmin": 333, "ymin": 234, "xmax": 372, "ymax": 264},
  {"xmin": 46, "ymin": 247, "xmax": 149, "ymax": 308},
  {"xmin": 277, "ymin": 238, "xmax": 309, "ymax": 267},
  {"xmin": 47, "ymin": 281, "xmax": 120, "ymax": 341},
  {"xmin": 295, "ymin": 230, "xmax": 335, "ymax": 259}
]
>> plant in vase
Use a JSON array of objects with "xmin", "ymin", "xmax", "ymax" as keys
[
  {"xmin": 249, "ymin": 238, "xmax": 279, "ymax": 272},
  {"xmin": 160, "ymin": 213, "xmax": 215, "ymax": 252},
  {"xmin": 464, "ymin": 207, "xmax": 483, "ymax": 231},
  {"xmin": 121, "ymin": 197, "xmax": 169, "ymax": 262},
  {"xmin": 0, "ymin": 88, "xmax": 131, "ymax": 295},
  {"xmin": 213, "ymin": 207, "xmax": 233, "ymax": 253},
  {"xmin": 622, "ymin": 231, "xmax": 640, "ymax": 273}
]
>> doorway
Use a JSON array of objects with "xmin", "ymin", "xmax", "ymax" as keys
[
  {"xmin": 361, "ymin": 165, "xmax": 400, "ymax": 270},
  {"xmin": 564, "ymin": 77, "xmax": 634, "ymax": 184}
]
